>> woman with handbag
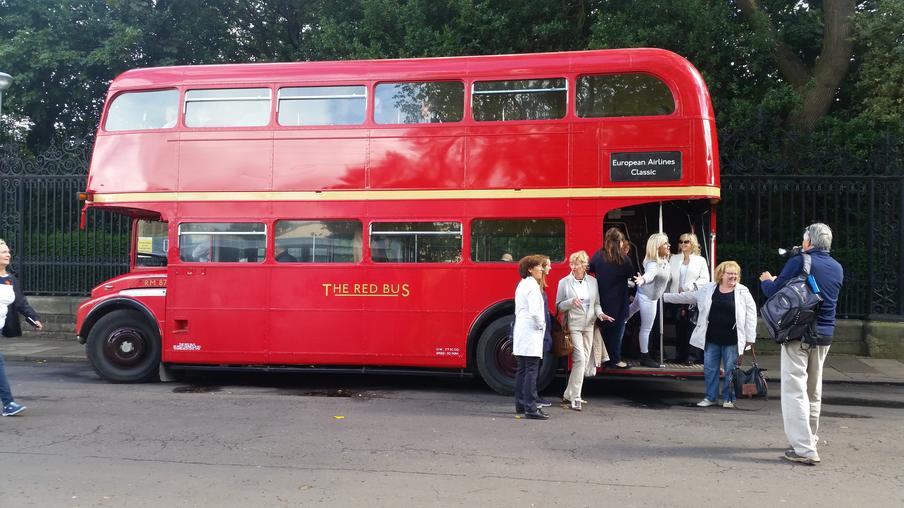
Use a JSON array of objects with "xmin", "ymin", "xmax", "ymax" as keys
[
  {"xmin": 662, "ymin": 261, "xmax": 757, "ymax": 408},
  {"xmin": 513, "ymin": 255, "xmax": 550, "ymax": 420},
  {"xmin": 0, "ymin": 240, "xmax": 43, "ymax": 417},
  {"xmin": 668, "ymin": 233, "xmax": 710, "ymax": 364},
  {"xmin": 556, "ymin": 251, "xmax": 614, "ymax": 411}
]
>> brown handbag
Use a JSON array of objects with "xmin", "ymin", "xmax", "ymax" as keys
[{"xmin": 552, "ymin": 313, "xmax": 573, "ymax": 357}]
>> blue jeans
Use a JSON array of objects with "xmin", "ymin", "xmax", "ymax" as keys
[
  {"xmin": 0, "ymin": 353, "xmax": 14, "ymax": 406},
  {"xmin": 601, "ymin": 319, "xmax": 626, "ymax": 365},
  {"xmin": 703, "ymin": 342, "xmax": 738, "ymax": 402}
]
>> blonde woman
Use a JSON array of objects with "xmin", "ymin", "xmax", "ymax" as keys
[
  {"xmin": 668, "ymin": 233, "xmax": 710, "ymax": 364},
  {"xmin": 556, "ymin": 251, "xmax": 613, "ymax": 411},
  {"xmin": 663, "ymin": 261, "xmax": 757, "ymax": 408},
  {"xmin": 627, "ymin": 233, "xmax": 671, "ymax": 368}
]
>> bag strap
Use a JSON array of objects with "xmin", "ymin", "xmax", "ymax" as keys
[
  {"xmin": 801, "ymin": 253, "xmax": 812, "ymax": 275},
  {"xmin": 555, "ymin": 310, "xmax": 570, "ymax": 333}
]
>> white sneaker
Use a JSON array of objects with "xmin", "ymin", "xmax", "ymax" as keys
[
  {"xmin": 697, "ymin": 399, "xmax": 715, "ymax": 407},
  {"xmin": 722, "ymin": 401, "xmax": 735, "ymax": 409}
]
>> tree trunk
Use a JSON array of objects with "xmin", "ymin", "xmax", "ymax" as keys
[{"xmin": 738, "ymin": 0, "xmax": 855, "ymax": 133}]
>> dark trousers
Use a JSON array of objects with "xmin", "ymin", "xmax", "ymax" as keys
[
  {"xmin": 601, "ymin": 319, "xmax": 626, "ymax": 365},
  {"xmin": 514, "ymin": 355, "xmax": 540, "ymax": 413},
  {"xmin": 671, "ymin": 304, "xmax": 701, "ymax": 361}
]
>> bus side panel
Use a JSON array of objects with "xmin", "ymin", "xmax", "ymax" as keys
[
  {"xmin": 571, "ymin": 124, "xmax": 600, "ymax": 187},
  {"xmin": 369, "ymin": 128, "xmax": 466, "ymax": 189},
  {"xmin": 467, "ymin": 124, "xmax": 569, "ymax": 188},
  {"xmin": 179, "ymin": 131, "xmax": 273, "ymax": 192},
  {"xmin": 361, "ymin": 265, "xmax": 466, "ymax": 367},
  {"xmin": 600, "ymin": 118, "xmax": 690, "ymax": 185},
  {"xmin": 273, "ymin": 131, "xmax": 367, "ymax": 190},
  {"xmin": 164, "ymin": 264, "xmax": 269, "ymax": 364},
  {"xmin": 269, "ymin": 265, "xmax": 366, "ymax": 364},
  {"xmin": 89, "ymin": 134, "xmax": 178, "ymax": 192}
]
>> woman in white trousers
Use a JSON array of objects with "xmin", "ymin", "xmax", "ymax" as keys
[{"xmin": 627, "ymin": 233, "xmax": 671, "ymax": 368}]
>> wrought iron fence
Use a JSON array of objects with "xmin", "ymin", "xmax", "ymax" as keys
[
  {"xmin": 719, "ymin": 176, "xmax": 903, "ymax": 318},
  {"xmin": 0, "ymin": 137, "xmax": 130, "ymax": 296},
  {"xmin": 1, "ymin": 137, "xmax": 902, "ymax": 318}
]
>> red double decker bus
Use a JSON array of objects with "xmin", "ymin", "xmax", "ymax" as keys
[{"xmin": 76, "ymin": 49, "xmax": 720, "ymax": 394}]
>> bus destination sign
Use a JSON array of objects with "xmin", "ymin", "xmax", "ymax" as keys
[{"xmin": 610, "ymin": 151, "xmax": 682, "ymax": 182}]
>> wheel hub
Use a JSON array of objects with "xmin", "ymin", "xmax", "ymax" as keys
[{"xmin": 104, "ymin": 328, "xmax": 147, "ymax": 367}]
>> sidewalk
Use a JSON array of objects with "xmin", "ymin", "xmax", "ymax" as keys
[{"xmin": 2, "ymin": 334, "xmax": 903, "ymax": 385}]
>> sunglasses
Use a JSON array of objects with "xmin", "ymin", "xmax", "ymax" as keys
[{"xmin": 679, "ymin": 240, "xmax": 691, "ymax": 244}]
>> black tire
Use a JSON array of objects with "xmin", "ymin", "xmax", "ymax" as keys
[
  {"xmin": 86, "ymin": 309, "xmax": 161, "ymax": 383},
  {"xmin": 476, "ymin": 316, "xmax": 557, "ymax": 395}
]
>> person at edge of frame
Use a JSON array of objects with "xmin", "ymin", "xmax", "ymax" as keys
[{"xmin": 0, "ymin": 239, "xmax": 44, "ymax": 417}]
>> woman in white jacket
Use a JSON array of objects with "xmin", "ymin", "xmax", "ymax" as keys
[
  {"xmin": 556, "ymin": 250, "xmax": 614, "ymax": 411},
  {"xmin": 668, "ymin": 233, "xmax": 710, "ymax": 364},
  {"xmin": 513, "ymin": 255, "xmax": 550, "ymax": 420},
  {"xmin": 662, "ymin": 260, "xmax": 757, "ymax": 408}
]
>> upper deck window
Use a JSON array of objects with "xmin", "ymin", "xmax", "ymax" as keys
[
  {"xmin": 576, "ymin": 74, "xmax": 675, "ymax": 117},
  {"xmin": 472, "ymin": 79, "xmax": 567, "ymax": 121},
  {"xmin": 374, "ymin": 82, "xmax": 464, "ymax": 124},
  {"xmin": 184, "ymin": 88, "xmax": 271, "ymax": 127},
  {"xmin": 104, "ymin": 89, "xmax": 179, "ymax": 131},
  {"xmin": 278, "ymin": 86, "xmax": 366, "ymax": 126}
]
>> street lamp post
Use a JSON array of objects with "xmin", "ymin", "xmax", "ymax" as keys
[{"xmin": 0, "ymin": 72, "xmax": 13, "ymax": 118}]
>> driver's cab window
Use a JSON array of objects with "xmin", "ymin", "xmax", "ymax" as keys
[{"xmin": 135, "ymin": 219, "xmax": 169, "ymax": 267}]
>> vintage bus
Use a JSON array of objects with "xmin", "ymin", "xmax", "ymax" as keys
[{"xmin": 76, "ymin": 49, "xmax": 720, "ymax": 394}]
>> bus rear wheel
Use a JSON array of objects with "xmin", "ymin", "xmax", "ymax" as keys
[
  {"xmin": 476, "ymin": 316, "xmax": 557, "ymax": 396},
  {"xmin": 86, "ymin": 309, "xmax": 160, "ymax": 383}
]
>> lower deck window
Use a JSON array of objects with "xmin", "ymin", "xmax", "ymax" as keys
[
  {"xmin": 471, "ymin": 219, "xmax": 565, "ymax": 262},
  {"xmin": 179, "ymin": 222, "xmax": 266, "ymax": 263},
  {"xmin": 370, "ymin": 222, "xmax": 462, "ymax": 263},
  {"xmin": 274, "ymin": 220, "xmax": 362, "ymax": 262}
]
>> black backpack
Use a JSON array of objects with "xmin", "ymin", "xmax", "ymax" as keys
[{"xmin": 761, "ymin": 253, "xmax": 824, "ymax": 344}]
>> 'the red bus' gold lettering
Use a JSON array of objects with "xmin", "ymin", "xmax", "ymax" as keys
[{"xmin": 323, "ymin": 282, "xmax": 410, "ymax": 297}]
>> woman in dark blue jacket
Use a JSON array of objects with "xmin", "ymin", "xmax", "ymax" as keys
[{"xmin": 588, "ymin": 228, "xmax": 635, "ymax": 368}]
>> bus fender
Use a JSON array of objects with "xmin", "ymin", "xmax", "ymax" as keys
[
  {"xmin": 466, "ymin": 299, "xmax": 514, "ymax": 367},
  {"xmin": 79, "ymin": 297, "xmax": 160, "ymax": 342}
]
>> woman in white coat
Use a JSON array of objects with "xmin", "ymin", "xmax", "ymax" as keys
[
  {"xmin": 556, "ymin": 250, "xmax": 614, "ymax": 411},
  {"xmin": 513, "ymin": 255, "xmax": 550, "ymax": 420},
  {"xmin": 662, "ymin": 261, "xmax": 757, "ymax": 408},
  {"xmin": 668, "ymin": 233, "xmax": 710, "ymax": 364}
]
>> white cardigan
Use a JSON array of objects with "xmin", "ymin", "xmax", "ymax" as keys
[
  {"xmin": 513, "ymin": 276, "xmax": 546, "ymax": 358},
  {"xmin": 662, "ymin": 282, "xmax": 757, "ymax": 355},
  {"xmin": 668, "ymin": 254, "xmax": 710, "ymax": 293}
]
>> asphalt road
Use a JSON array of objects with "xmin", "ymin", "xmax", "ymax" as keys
[{"xmin": 1, "ymin": 361, "xmax": 902, "ymax": 507}]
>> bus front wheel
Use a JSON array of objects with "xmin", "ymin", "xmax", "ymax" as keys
[
  {"xmin": 86, "ymin": 309, "xmax": 161, "ymax": 383},
  {"xmin": 476, "ymin": 316, "xmax": 557, "ymax": 396}
]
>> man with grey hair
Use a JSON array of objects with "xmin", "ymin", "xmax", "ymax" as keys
[{"xmin": 760, "ymin": 223, "xmax": 843, "ymax": 465}]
